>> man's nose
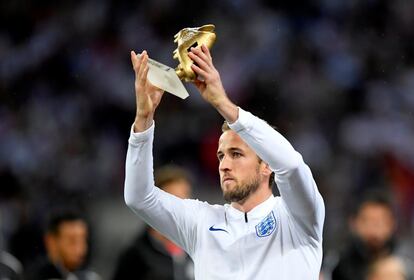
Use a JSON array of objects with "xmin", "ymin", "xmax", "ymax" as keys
[{"xmin": 219, "ymin": 155, "xmax": 231, "ymax": 171}]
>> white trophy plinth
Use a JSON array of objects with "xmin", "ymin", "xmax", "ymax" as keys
[{"xmin": 139, "ymin": 55, "xmax": 189, "ymax": 100}]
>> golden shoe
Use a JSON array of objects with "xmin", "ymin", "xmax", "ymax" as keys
[{"xmin": 173, "ymin": 24, "xmax": 216, "ymax": 82}]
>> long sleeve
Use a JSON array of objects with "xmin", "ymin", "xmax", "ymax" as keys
[
  {"xmin": 228, "ymin": 108, "xmax": 325, "ymax": 242},
  {"xmin": 124, "ymin": 122, "xmax": 201, "ymax": 256}
]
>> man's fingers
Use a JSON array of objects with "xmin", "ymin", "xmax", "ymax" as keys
[
  {"xmin": 138, "ymin": 53, "xmax": 148, "ymax": 88},
  {"xmin": 131, "ymin": 51, "xmax": 139, "ymax": 78},
  {"xmin": 191, "ymin": 47, "xmax": 211, "ymax": 66},
  {"xmin": 131, "ymin": 51, "xmax": 140, "ymax": 64},
  {"xmin": 191, "ymin": 46, "xmax": 208, "ymax": 61},
  {"xmin": 193, "ymin": 79, "xmax": 203, "ymax": 88},
  {"xmin": 142, "ymin": 65, "xmax": 149, "ymax": 87},
  {"xmin": 138, "ymin": 66, "xmax": 148, "ymax": 89},
  {"xmin": 201, "ymin": 44, "xmax": 212, "ymax": 60},
  {"xmin": 131, "ymin": 51, "xmax": 136, "ymax": 68},
  {"xmin": 188, "ymin": 52, "xmax": 209, "ymax": 72},
  {"xmin": 191, "ymin": 63, "xmax": 208, "ymax": 80},
  {"xmin": 132, "ymin": 51, "xmax": 143, "ymax": 68}
]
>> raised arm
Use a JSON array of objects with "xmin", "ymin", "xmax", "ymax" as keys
[
  {"xmin": 124, "ymin": 51, "xmax": 200, "ymax": 255},
  {"xmin": 124, "ymin": 50, "xmax": 164, "ymax": 210},
  {"xmin": 190, "ymin": 45, "xmax": 324, "ymax": 241}
]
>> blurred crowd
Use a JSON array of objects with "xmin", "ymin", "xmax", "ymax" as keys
[{"xmin": 1, "ymin": 0, "xmax": 414, "ymax": 279}]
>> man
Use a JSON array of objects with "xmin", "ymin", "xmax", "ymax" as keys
[
  {"xmin": 125, "ymin": 45, "xmax": 325, "ymax": 279},
  {"xmin": 331, "ymin": 192, "xmax": 399, "ymax": 280},
  {"xmin": 113, "ymin": 165, "xmax": 194, "ymax": 280},
  {"xmin": 26, "ymin": 210, "xmax": 100, "ymax": 280}
]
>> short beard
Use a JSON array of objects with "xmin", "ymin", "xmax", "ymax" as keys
[{"xmin": 223, "ymin": 174, "xmax": 260, "ymax": 204}]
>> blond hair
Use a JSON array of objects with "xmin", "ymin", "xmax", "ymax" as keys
[{"xmin": 154, "ymin": 165, "xmax": 191, "ymax": 190}]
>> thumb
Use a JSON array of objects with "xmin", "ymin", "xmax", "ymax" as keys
[{"xmin": 193, "ymin": 80, "xmax": 205, "ymax": 91}]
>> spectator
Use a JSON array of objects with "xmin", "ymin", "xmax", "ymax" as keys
[
  {"xmin": 112, "ymin": 165, "xmax": 194, "ymax": 280},
  {"xmin": 25, "ymin": 210, "xmax": 101, "ymax": 280},
  {"xmin": 331, "ymin": 191, "xmax": 398, "ymax": 280}
]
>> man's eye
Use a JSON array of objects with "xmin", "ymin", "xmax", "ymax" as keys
[
  {"xmin": 232, "ymin": 152, "xmax": 241, "ymax": 158},
  {"xmin": 217, "ymin": 154, "xmax": 224, "ymax": 161}
]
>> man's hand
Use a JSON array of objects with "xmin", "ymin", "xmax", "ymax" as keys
[
  {"xmin": 131, "ymin": 50, "xmax": 164, "ymax": 132},
  {"xmin": 189, "ymin": 45, "xmax": 238, "ymax": 123}
]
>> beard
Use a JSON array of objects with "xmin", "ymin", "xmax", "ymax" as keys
[{"xmin": 222, "ymin": 171, "xmax": 260, "ymax": 203}]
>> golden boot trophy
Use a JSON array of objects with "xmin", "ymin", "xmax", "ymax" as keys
[
  {"xmin": 139, "ymin": 24, "xmax": 216, "ymax": 99},
  {"xmin": 173, "ymin": 24, "xmax": 217, "ymax": 82}
]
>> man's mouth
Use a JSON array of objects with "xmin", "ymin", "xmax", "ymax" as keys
[{"xmin": 222, "ymin": 177, "xmax": 235, "ymax": 183}]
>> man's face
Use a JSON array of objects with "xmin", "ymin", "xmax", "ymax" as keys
[
  {"xmin": 51, "ymin": 220, "xmax": 88, "ymax": 271},
  {"xmin": 163, "ymin": 179, "xmax": 191, "ymax": 199},
  {"xmin": 217, "ymin": 130, "xmax": 268, "ymax": 203},
  {"xmin": 351, "ymin": 202, "xmax": 395, "ymax": 251}
]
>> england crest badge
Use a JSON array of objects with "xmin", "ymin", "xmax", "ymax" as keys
[{"xmin": 255, "ymin": 211, "xmax": 277, "ymax": 237}]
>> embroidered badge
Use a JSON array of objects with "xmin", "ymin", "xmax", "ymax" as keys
[{"xmin": 255, "ymin": 211, "xmax": 277, "ymax": 237}]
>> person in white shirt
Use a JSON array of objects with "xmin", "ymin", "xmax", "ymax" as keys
[{"xmin": 125, "ymin": 45, "xmax": 325, "ymax": 280}]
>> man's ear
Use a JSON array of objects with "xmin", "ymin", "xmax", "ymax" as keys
[{"xmin": 260, "ymin": 162, "xmax": 272, "ymax": 177}]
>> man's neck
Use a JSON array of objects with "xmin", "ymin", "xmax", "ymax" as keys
[{"xmin": 231, "ymin": 185, "xmax": 273, "ymax": 213}]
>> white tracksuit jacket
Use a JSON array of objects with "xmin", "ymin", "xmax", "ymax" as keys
[{"xmin": 124, "ymin": 107, "xmax": 325, "ymax": 279}]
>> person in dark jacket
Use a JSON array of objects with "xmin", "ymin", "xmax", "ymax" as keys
[
  {"xmin": 331, "ymin": 191, "xmax": 397, "ymax": 280},
  {"xmin": 26, "ymin": 210, "xmax": 100, "ymax": 280},
  {"xmin": 112, "ymin": 165, "xmax": 194, "ymax": 280}
]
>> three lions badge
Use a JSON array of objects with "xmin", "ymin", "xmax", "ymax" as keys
[{"xmin": 255, "ymin": 211, "xmax": 277, "ymax": 237}]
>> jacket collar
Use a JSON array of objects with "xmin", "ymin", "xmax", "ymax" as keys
[{"xmin": 225, "ymin": 195, "xmax": 276, "ymax": 221}]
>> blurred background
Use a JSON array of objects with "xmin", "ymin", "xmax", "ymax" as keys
[{"xmin": 1, "ymin": 0, "xmax": 414, "ymax": 279}]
